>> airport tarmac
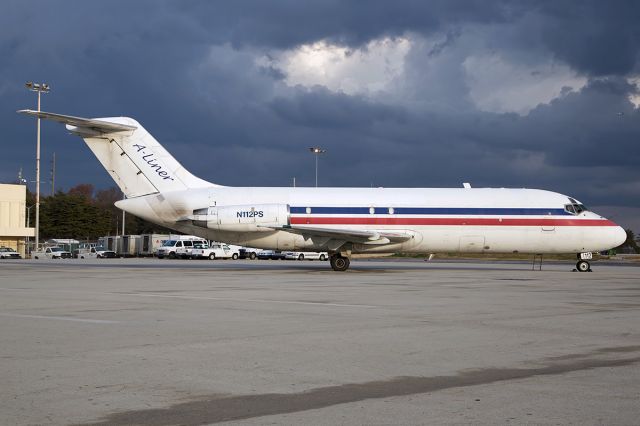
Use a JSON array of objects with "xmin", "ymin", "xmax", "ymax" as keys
[{"xmin": 1, "ymin": 258, "xmax": 639, "ymax": 425}]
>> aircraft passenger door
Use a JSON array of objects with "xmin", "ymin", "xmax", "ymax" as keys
[{"xmin": 208, "ymin": 190, "xmax": 219, "ymax": 226}]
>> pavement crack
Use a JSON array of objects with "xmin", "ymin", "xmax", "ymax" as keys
[{"xmin": 79, "ymin": 352, "xmax": 640, "ymax": 426}]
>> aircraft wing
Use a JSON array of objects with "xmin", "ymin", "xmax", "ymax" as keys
[
  {"xmin": 17, "ymin": 110, "xmax": 136, "ymax": 133},
  {"xmin": 263, "ymin": 225, "xmax": 414, "ymax": 250}
]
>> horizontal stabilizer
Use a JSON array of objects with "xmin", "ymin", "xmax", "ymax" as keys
[
  {"xmin": 18, "ymin": 108, "xmax": 215, "ymax": 198},
  {"xmin": 17, "ymin": 110, "xmax": 136, "ymax": 133}
]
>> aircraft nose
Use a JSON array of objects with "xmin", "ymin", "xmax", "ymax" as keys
[{"xmin": 611, "ymin": 225, "xmax": 627, "ymax": 248}]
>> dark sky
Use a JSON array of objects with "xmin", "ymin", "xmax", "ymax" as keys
[{"xmin": 2, "ymin": 1, "xmax": 639, "ymax": 231}]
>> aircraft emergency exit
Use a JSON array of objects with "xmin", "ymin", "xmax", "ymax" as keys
[{"xmin": 18, "ymin": 109, "xmax": 626, "ymax": 271}]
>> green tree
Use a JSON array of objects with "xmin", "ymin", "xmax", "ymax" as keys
[
  {"xmin": 617, "ymin": 229, "xmax": 640, "ymax": 254},
  {"xmin": 36, "ymin": 185, "xmax": 174, "ymax": 239},
  {"xmin": 39, "ymin": 191, "xmax": 112, "ymax": 239}
]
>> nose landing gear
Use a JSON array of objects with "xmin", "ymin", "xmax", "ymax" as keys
[
  {"xmin": 575, "ymin": 260, "xmax": 591, "ymax": 272},
  {"xmin": 573, "ymin": 253, "xmax": 593, "ymax": 272}
]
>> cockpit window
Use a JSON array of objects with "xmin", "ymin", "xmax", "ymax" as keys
[{"xmin": 564, "ymin": 199, "xmax": 588, "ymax": 215}]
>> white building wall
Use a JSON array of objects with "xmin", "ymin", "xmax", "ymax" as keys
[{"xmin": 0, "ymin": 184, "xmax": 35, "ymax": 257}]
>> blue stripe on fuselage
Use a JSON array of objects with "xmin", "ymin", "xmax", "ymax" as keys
[{"xmin": 289, "ymin": 207, "xmax": 570, "ymax": 216}]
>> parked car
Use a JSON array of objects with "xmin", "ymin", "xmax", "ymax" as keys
[
  {"xmin": 239, "ymin": 247, "xmax": 259, "ymax": 260},
  {"xmin": 191, "ymin": 243, "xmax": 239, "ymax": 260},
  {"xmin": 284, "ymin": 251, "xmax": 328, "ymax": 261},
  {"xmin": 0, "ymin": 247, "xmax": 21, "ymax": 259},
  {"xmin": 32, "ymin": 247, "xmax": 72, "ymax": 259},
  {"xmin": 257, "ymin": 250, "xmax": 286, "ymax": 260}
]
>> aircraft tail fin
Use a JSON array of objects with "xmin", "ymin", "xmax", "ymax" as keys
[{"xmin": 18, "ymin": 110, "xmax": 216, "ymax": 197}]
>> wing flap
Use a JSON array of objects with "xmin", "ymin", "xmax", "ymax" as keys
[
  {"xmin": 17, "ymin": 110, "xmax": 136, "ymax": 133},
  {"xmin": 264, "ymin": 225, "xmax": 414, "ymax": 245}
]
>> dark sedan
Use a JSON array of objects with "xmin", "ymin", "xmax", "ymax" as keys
[{"xmin": 256, "ymin": 250, "xmax": 286, "ymax": 260}]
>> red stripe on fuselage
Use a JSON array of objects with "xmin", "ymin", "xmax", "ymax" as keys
[{"xmin": 289, "ymin": 217, "xmax": 617, "ymax": 226}]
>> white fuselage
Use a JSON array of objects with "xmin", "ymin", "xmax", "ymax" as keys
[
  {"xmin": 18, "ymin": 110, "xmax": 625, "ymax": 259},
  {"xmin": 117, "ymin": 186, "xmax": 626, "ymax": 255}
]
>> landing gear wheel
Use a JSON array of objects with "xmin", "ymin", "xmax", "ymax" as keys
[
  {"xmin": 576, "ymin": 260, "xmax": 591, "ymax": 272},
  {"xmin": 208, "ymin": 253, "xmax": 216, "ymax": 260},
  {"xmin": 330, "ymin": 255, "xmax": 350, "ymax": 271}
]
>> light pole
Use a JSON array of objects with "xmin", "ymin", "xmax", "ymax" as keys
[
  {"xmin": 25, "ymin": 81, "xmax": 50, "ymax": 251},
  {"xmin": 25, "ymin": 204, "xmax": 35, "ymax": 254},
  {"xmin": 121, "ymin": 192, "xmax": 126, "ymax": 237},
  {"xmin": 309, "ymin": 147, "xmax": 326, "ymax": 187},
  {"xmin": 26, "ymin": 204, "xmax": 35, "ymax": 228}
]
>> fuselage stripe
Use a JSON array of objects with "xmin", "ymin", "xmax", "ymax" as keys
[
  {"xmin": 289, "ymin": 217, "xmax": 617, "ymax": 227},
  {"xmin": 290, "ymin": 207, "xmax": 572, "ymax": 216}
]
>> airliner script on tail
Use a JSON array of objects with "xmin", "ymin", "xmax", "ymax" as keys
[{"xmin": 18, "ymin": 109, "xmax": 626, "ymax": 271}]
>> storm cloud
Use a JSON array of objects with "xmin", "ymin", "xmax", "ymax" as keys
[{"xmin": 1, "ymin": 0, "xmax": 639, "ymax": 230}]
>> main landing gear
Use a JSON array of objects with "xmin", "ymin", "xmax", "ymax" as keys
[{"xmin": 330, "ymin": 254, "xmax": 350, "ymax": 271}]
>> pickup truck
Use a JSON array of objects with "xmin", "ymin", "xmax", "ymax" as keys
[
  {"xmin": 32, "ymin": 247, "xmax": 73, "ymax": 259},
  {"xmin": 191, "ymin": 243, "xmax": 239, "ymax": 260},
  {"xmin": 76, "ymin": 246, "xmax": 118, "ymax": 259}
]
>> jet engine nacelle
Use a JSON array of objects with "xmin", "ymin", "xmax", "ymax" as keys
[{"xmin": 192, "ymin": 203, "xmax": 290, "ymax": 232}]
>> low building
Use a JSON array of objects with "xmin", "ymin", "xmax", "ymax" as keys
[{"xmin": 0, "ymin": 184, "xmax": 35, "ymax": 257}]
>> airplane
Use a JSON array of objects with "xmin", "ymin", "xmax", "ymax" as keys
[{"xmin": 18, "ymin": 109, "xmax": 626, "ymax": 272}]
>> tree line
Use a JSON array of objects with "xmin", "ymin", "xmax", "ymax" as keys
[
  {"xmin": 621, "ymin": 229, "xmax": 640, "ymax": 254},
  {"xmin": 27, "ymin": 184, "xmax": 172, "ymax": 240}
]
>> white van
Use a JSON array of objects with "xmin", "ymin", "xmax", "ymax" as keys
[{"xmin": 157, "ymin": 237, "xmax": 207, "ymax": 259}]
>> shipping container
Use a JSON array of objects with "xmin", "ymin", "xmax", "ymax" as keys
[
  {"xmin": 120, "ymin": 235, "xmax": 141, "ymax": 257},
  {"xmin": 140, "ymin": 234, "xmax": 171, "ymax": 256}
]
